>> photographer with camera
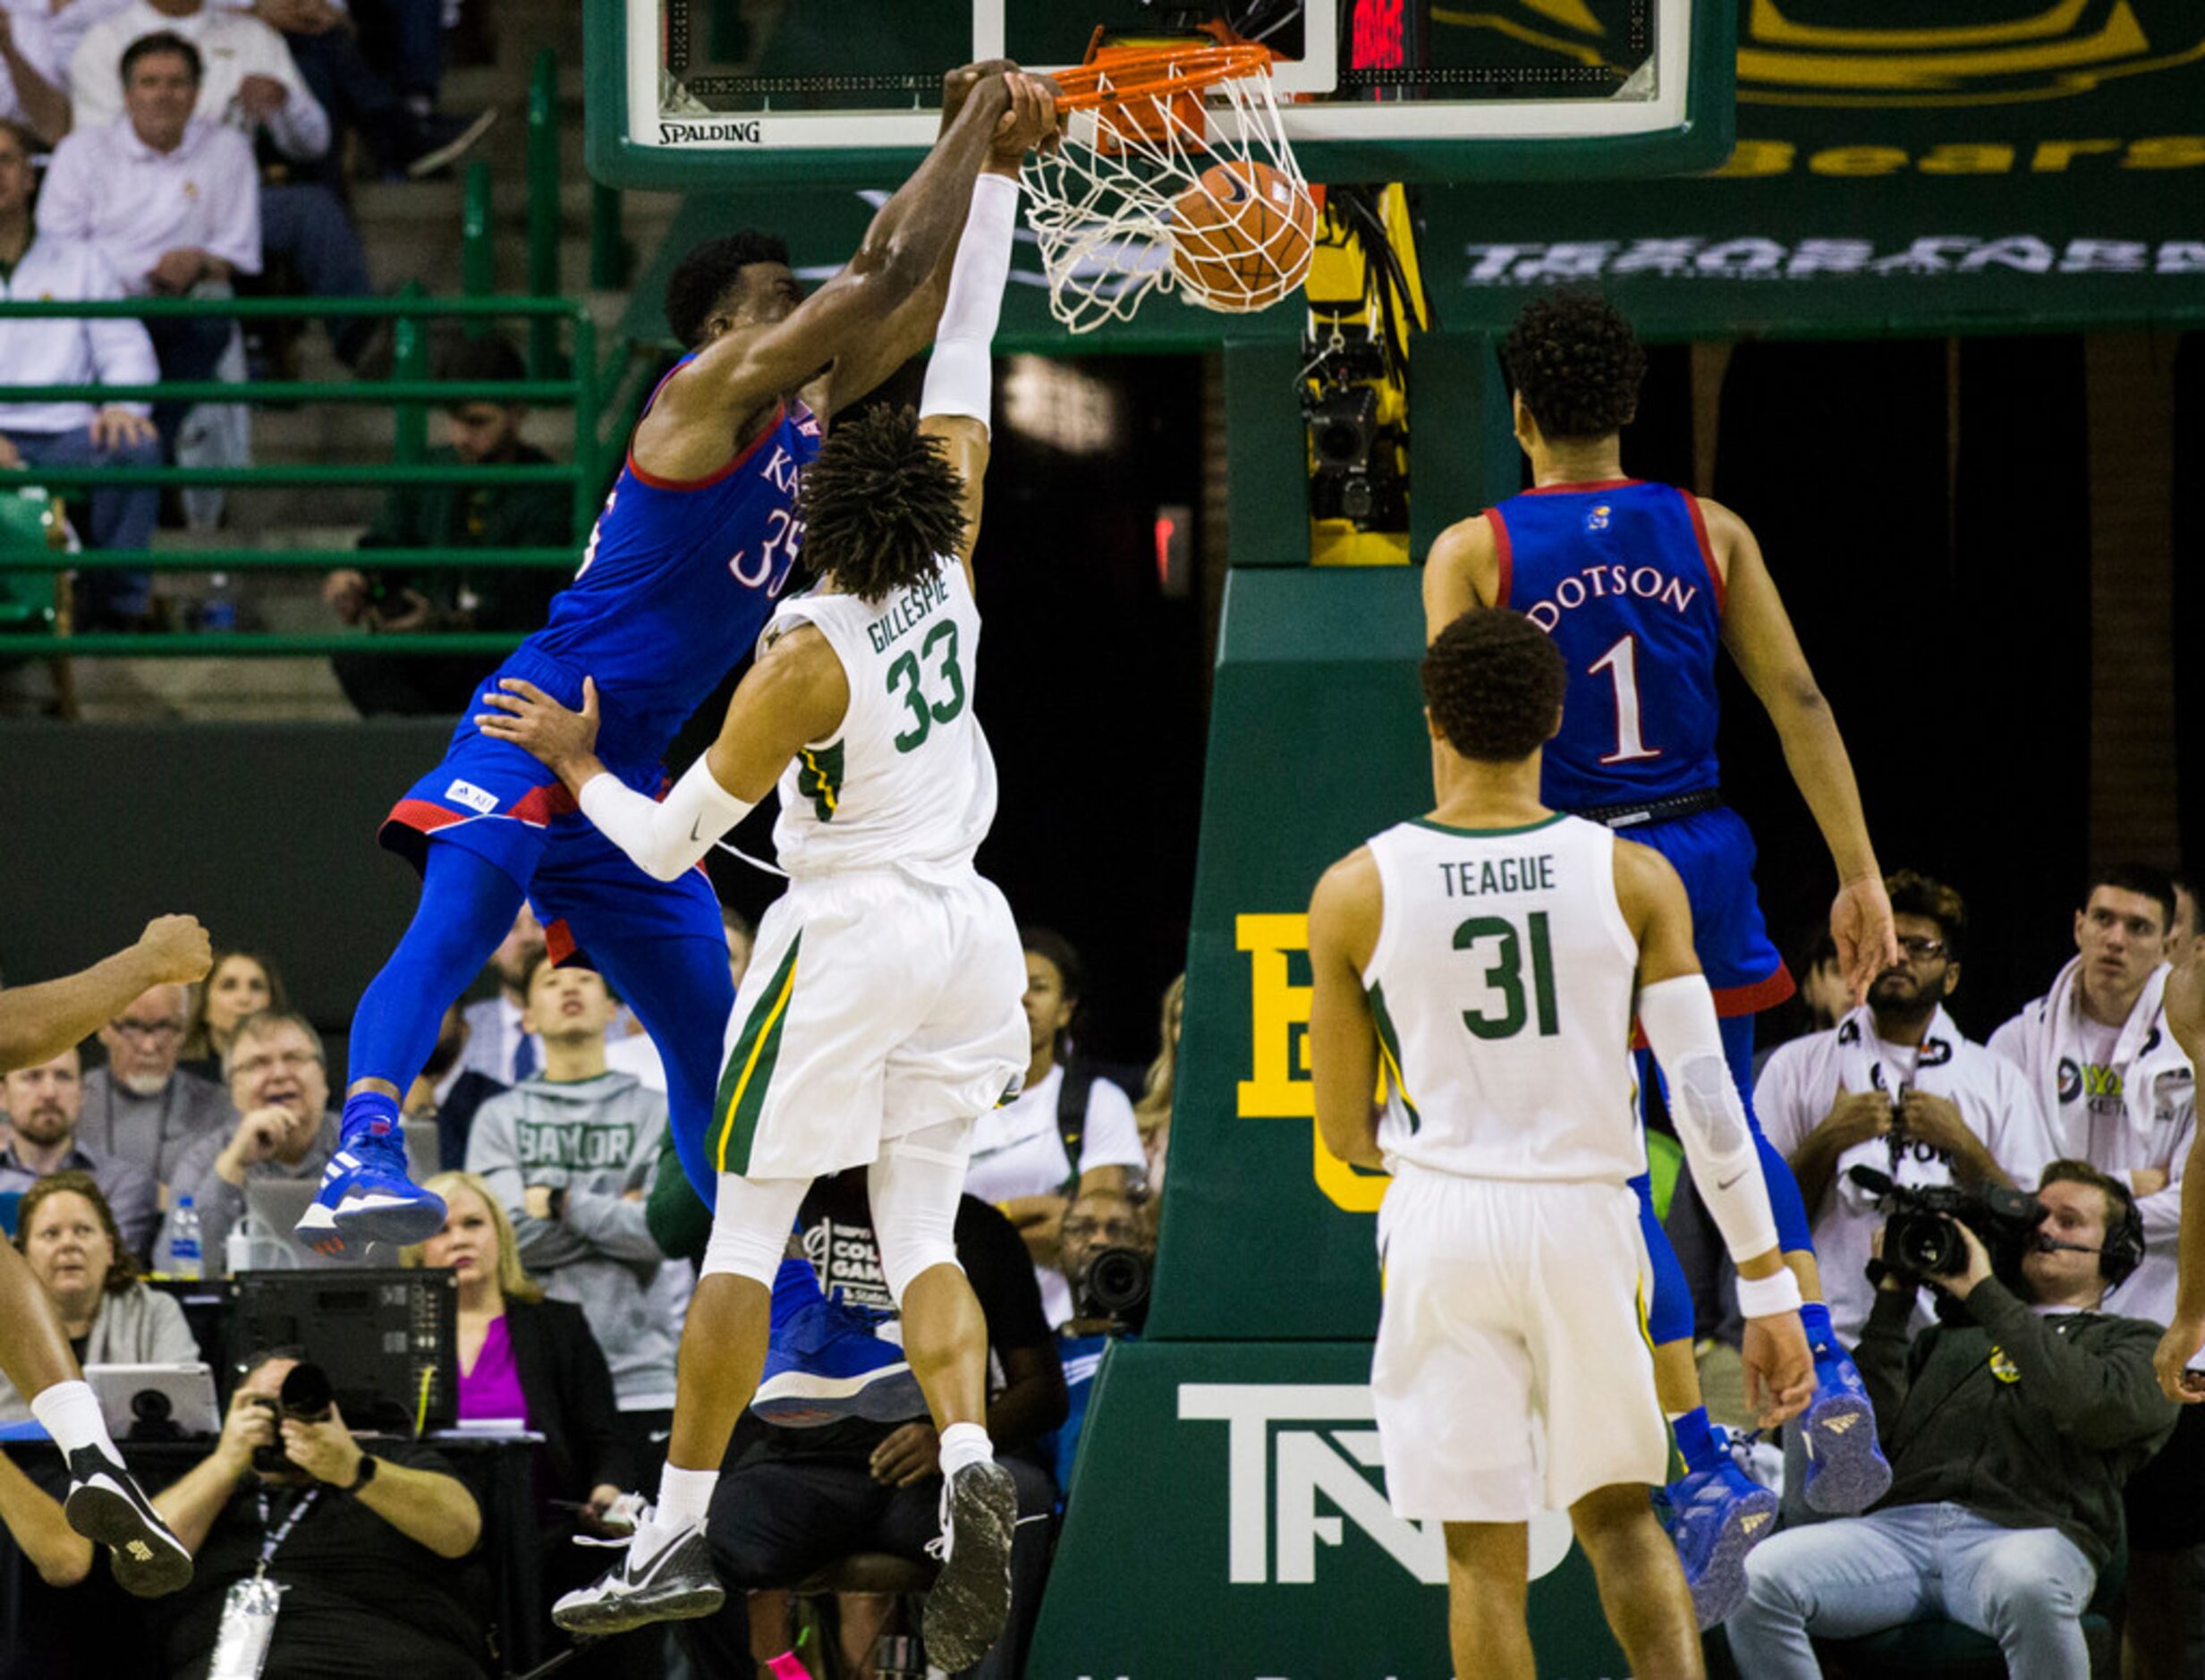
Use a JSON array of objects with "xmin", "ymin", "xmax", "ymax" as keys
[
  {"xmin": 1044, "ymin": 1188, "xmax": 1153, "ymax": 1506},
  {"xmin": 1727, "ymin": 1161, "xmax": 2179, "ymax": 1679},
  {"xmin": 1759, "ymin": 872, "xmax": 2056, "ymax": 1351},
  {"xmin": 148, "ymin": 1351, "xmax": 488, "ymax": 1679}
]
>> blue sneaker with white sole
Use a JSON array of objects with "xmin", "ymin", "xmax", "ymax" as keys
[
  {"xmin": 1658, "ymin": 1431, "xmax": 1778, "ymax": 1629},
  {"xmin": 296, "ymin": 1124, "xmax": 446, "ymax": 1254},
  {"xmin": 1800, "ymin": 1339, "xmax": 1892, "ymax": 1515},
  {"xmin": 752, "ymin": 1255, "xmax": 927, "ymax": 1429}
]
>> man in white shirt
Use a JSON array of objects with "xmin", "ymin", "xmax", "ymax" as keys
[
  {"xmin": 69, "ymin": 4, "xmax": 377, "ymax": 361},
  {"xmin": 36, "ymin": 31, "xmax": 258, "ymax": 456},
  {"xmin": 0, "ymin": 118, "xmax": 162, "ymax": 624},
  {"xmin": 1758, "ymin": 870, "xmax": 2056, "ymax": 1349},
  {"xmin": 960, "ymin": 929, "xmax": 1146, "ymax": 1327},
  {"xmin": 0, "ymin": 5, "xmax": 65, "ymax": 144},
  {"xmin": 1989, "ymin": 863, "xmax": 2196, "ymax": 1327}
]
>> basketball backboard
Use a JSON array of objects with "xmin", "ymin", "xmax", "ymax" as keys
[{"xmin": 586, "ymin": 2, "xmax": 1734, "ymax": 190}]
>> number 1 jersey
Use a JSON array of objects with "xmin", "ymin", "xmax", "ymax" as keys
[
  {"xmin": 1363, "ymin": 813, "xmax": 1644, "ymax": 1184},
  {"xmin": 764, "ymin": 556, "xmax": 997, "ymax": 881},
  {"xmin": 1489, "ymin": 479, "xmax": 1725, "ymax": 811}
]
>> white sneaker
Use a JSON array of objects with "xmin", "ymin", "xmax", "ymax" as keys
[{"xmin": 551, "ymin": 1515, "xmax": 725, "ymax": 1636}]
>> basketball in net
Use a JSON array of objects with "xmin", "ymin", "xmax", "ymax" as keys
[
  {"xmin": 1021, "ymin": 39, "xmax": 1317, "ymax": 333},
  {"xmin": 1169, "ymin": 160, "xmax": 1316, "ymax": 312}
]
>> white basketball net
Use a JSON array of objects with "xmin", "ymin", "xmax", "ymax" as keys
[{"xmin": 1022, "ymin": 53, "xmax": 1315, "ymax": 335}]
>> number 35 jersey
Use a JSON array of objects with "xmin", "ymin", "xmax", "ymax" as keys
[
  {"xmin": 1488, "ymin": 479, "xmax": 1725, "ymax": 811},
  {"xmin": 1362, "ymin": 812, "xmax": 1645, "ymax": 1184},
  {"xmin": 765, "ymin": 556, "xmax": 997, "ymax": 881}
]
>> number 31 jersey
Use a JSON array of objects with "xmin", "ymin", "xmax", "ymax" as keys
[
  {"xmin": 764, "ymin": 556, "xmax": 997, "ymax": 881},
  {"xmin": 1488, "ymin": 479, "xmax": 1725, "ymax": 811},
  {"xmin": 1363, "ymin": 812, "xmax": 1644, "ymax": 1184}
]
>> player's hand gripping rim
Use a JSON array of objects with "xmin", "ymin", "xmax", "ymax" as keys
[{"xmin": 476, "ymin": 675, "xmax": 602, "ymax": 779}]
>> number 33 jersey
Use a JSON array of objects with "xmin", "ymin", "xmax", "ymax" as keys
[
  {"xmin": 1362, "ymin": 812, "xmax": 1646, "ymax": 1184},
  {"xmin": 764, "ymin": 556, "xmax": 998, "ymax": 881},
  {"xmin": 1488, "ymin": 479, "xmax": 1725, "ymax": 811}
]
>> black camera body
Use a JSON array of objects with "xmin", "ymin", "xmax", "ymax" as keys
[
  {"xmin": 1073, "ymin": 1245, "xmax": 1153, "ymax": 1333},
  {"xmin": 249, "ymin": 1362, "xmax": 336, "ymax": 1474},
  {"xmin": 1851, "ymin": 1167, "xmax": 2042, "ymax": 1303}
]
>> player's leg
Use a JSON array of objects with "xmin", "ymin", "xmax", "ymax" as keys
[
  {"xmin": 0, "ymin": 1242, "xmax": 191, "ymax": 1596},
  {"xmin": 1440, "ymin": 1521, "xmax": 1536, "ymax": 1680},
  {"xmin": 1566, "ymin": 1484, "xmax": 1704, "ymax": 1679},
  {"xmin": 553, "ymin": 1168, "xmax": 810, "ymax": 1636},
  {"xmin": 304, "ymin": 841, "xmax": 526, "ymax": 1250}
]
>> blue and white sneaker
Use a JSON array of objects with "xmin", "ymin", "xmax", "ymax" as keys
[
  {"xmin": 1800, "ymin": 1340, "xmax": 1892, "ymax": 1515},
  {"xmin": 1658, "ymin": 1430, "xmax": 1778, "ymax": 1629},
  {"xmin": 296, "ymin": 1125, "xmax": 446, "ymax": 1254},
  {"xmin": 751, "ymin": 1256, "xmax": 928, "ymax": 1429}
]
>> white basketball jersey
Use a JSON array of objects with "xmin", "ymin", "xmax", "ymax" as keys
[
  {"xmin": 764, "ymin": 558, "xmax": 996, "ymax": 879},
  {"xmin": 1362, "ymin": 813, "xmax": 1644, "ymax": 1184}
]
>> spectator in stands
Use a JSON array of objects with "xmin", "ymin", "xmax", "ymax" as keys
[
  {"xmin": 78, "ymin": 980, "xmax": 233, "ymax": 1186},
  {"xmin": 236, "ymin": 0, "xmax": 493, "ymax": 183},
  {"xmin": 963, "ymin": 929, "xmax": 1147, "ymax": 1328},
  {"xmin": 1044, "ymin": 1187, "xmax": 1150, "ymax": 1504},
  {"xmin": 161, "ymin": 1008, "xmax": 336, "ymax": 1266},
  {"xmin": 177, "ymin": 947, "xmax": 284, "ymax": 1080},
  {"xmin": 1989, "ymin": 864, "xmax": 2194, "ymax": 1322},
  {"xmin": 0, "ymin": 1172, "xmax": 197, "ymax": 1421},
  {"xmin": 324, "ymin": 334, "xmax": 576, "ymax": 717},
  {"xmin": 1759, "ymin": 870, "xmax": 2057, "ymax": 1348},
  {"xmin": 722, "ymin": 904, "xmax": 753, "ymax": 990},
  {"xmin": 35, "ymin": 31, "xmax": 258, "ymax": 452},
  {"xmin": 466, "ymin": 957, "xmax": 682, "ymax": 1470},
  {"xmin": 0, "ymin": 6, "xmax": 64, "ymax": 143},
  {"xmin": 1727, "ymin": 1161, "xmax": 2178, "ymax": 1678},
  {"xmin": 604, "ymin": 906, "xmax": 755, "ymax": 1094},
  {"xmin": 0, "ymin": 117, "xmax": 164, "ymax": 630},
  {"xmin": 459, "ymin": 904, "xmax": 546, "ymax": 1086},
  {"xmin": 0, "ymin": 1048, "xmax": 161, "ymax": 1259},
  {"xmin": 404, "ymin": 1002, "xmax": 505, "ymax": 1172},
  {"xmin": 66, "ymin": 9, "xmax": 380, "ymax": 364},
  {"xmin": 679, "ymin": 1170, "xmax": 1064, "ymax": 1680},
  {"xmin": 1131, "ymin": 972, "xmax": 1182, "ymax": 1207},
  {"xmin": 403, "ymin": 1167, "xmax": 645, "ymax": 1678},
  {"xmin": 149, "ymin": 1348, "xmax": 488, "ymax": 1679}
]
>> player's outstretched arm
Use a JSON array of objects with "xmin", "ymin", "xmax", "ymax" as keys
[
  {"xmin": 913, "ymin": 133, "xmax": 1023, "ymax": 591},
  {"xmin": 0, "ymin": 915, "xmax": 212, "ymax": 1073},
  {"xmin": 2156, "ymin": 955, "xmax": 2205, "ymax": 1402},
  {"xmin": 1308, "ymin": 850, "xmax": 1386, "ymax": 1173},
  {"xmin": 1708, "ymin": 497, "xmax": 1896, "ymax": 1000},
  {"xmin": 476, "ymin": 631, "xmax": 849, "ymax": 884},
  {"xmin": 1616, "ymin": 838, "xmax": 1815, "ymax": 1426},
  {"xmin": 1421, "ymin": 515, "xmax": 1498, "ymax": 643}
]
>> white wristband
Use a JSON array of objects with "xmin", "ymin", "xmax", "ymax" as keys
[{"xmin": 1735, "ymin": 1268, "xmax": 1805, "ymax": 1319}]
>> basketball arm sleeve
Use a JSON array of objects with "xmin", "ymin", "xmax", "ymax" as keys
[
  {"xmin": 918, "ymin": 173, "xmax": 1019, "ymax": 429},
  {"xmin": 576, "ymin": 757, "xmax": 754, "ymax": 883},
  {"xmin": 1638, "ymin": 974, "xmax": 1781, "ymax": 1264}
]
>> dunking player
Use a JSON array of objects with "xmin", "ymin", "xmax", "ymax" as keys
[
  {"xmin": 1425, "ymin": 293, "xmax": 1901, "ymax": 1619},
  {"xmin": 0, "ymin": 914, "xmax": 211, "ymax": 1598},
  {"xmin": 1310, "ymin": 610, "xmax": 1814, "ymax": 1680},
  {"xmin": 302, "ymin": 65, "xmax": 1043, "ymax": 1254},
  {"xmin": 472, "ymin": 95, "xmax": 1046, "ymax": 1670}
]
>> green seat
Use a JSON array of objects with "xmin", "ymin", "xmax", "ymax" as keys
[{"xmin": 0, "ymin": 488, "xmax": 64, "ymax": 632}]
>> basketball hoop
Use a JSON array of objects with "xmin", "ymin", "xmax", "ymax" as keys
[{"xmin": 1023, "ymin": 38, "xmax": 1317, "ymax": 334}]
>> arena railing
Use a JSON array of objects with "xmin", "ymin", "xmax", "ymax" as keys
[{"xmin": 0, "ymin": 293, "xmax": 603, "ymax": 661}]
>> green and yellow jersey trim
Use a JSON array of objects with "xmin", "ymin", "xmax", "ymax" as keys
[{"xmin": 713, "ymin": 934, "xmax": 802, "ymax": 1175}]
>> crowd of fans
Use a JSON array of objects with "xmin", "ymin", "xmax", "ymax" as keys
[
  {"xmin": 0, "ymin": 0, "xmax": 496, "ymax": 630},
  {"xmin": 0, "ymin": 827, "xmax": 2193, "ymax": 1680}
]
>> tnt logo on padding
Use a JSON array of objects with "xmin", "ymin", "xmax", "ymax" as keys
[{"xmin": 1179, "ymin": 1383, "xmax": 1573, "ymax": 1587}]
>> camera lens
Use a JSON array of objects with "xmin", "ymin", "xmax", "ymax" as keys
[
  {"xmin": 1084, "ymin": 1248, "xmax": 1151, "ymax": 1315},
  {"xmin": 279, "ymin": 1362, "xmax": 335, "ymax": 1421}
]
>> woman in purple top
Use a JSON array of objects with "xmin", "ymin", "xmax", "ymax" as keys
[{"xmin": 408, "ymin": 1171, "xmax": 632, "ymax": 1526}]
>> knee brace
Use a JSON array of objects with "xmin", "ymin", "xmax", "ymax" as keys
[
  {"xmin": 869, "ymin": 1121, "xmax": 971, "ymax": 1303},
  {"xmin": 698, "ymin": 1172, "xmax": 810, "ymax": 1286}
]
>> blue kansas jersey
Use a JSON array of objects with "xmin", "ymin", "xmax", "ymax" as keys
[
  {"xmin": 526, "ymin": 367, "xmax": 823, "ymax": 764},
  {"xmin": 1492, "ymin": 479, "xmax": 1726, "ymax": 812}
]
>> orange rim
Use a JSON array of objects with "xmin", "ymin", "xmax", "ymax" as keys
[{"xmin": 1048, "ymin": 44, "xmax": 1274, "ymax": 110}]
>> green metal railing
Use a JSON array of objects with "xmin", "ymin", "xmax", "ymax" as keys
[{"xmin": 0, "ymin": 293, "xmax": 600, "ymax": 660}]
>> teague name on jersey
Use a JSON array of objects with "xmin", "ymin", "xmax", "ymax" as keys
[
  {"xmin": 1437, "ymin": 853, "xmax": 1557, "ymax": 899},
  {"xmin": 864, "ymin": 570, "xmax": 952, "ymax": 654},
  {"xmin": 1521, "ymin": 563, "xmax": 1701, "ymax": 632}
]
